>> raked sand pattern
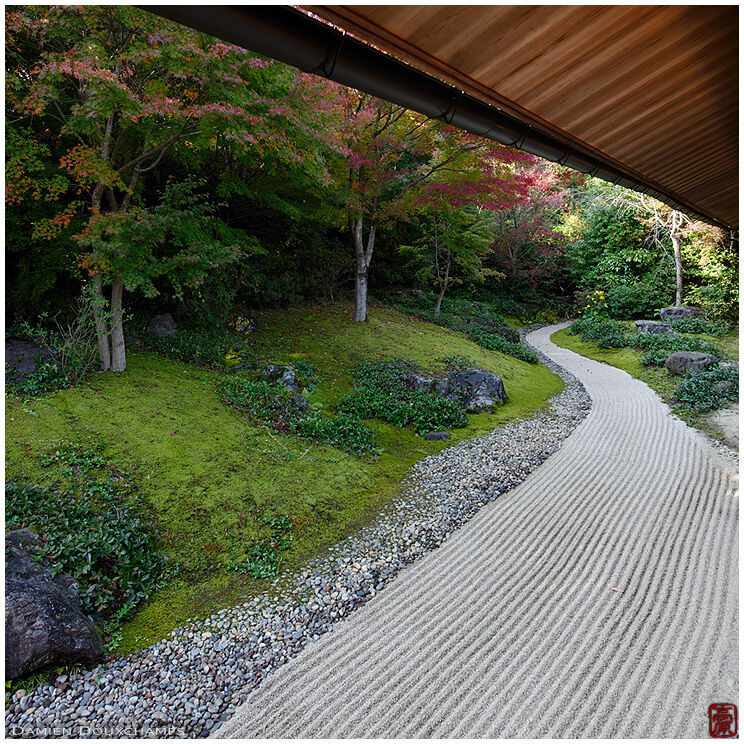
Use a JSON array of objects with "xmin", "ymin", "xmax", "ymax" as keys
[{"xmin": 215, "ymin": 322, "xmax": 738, "ymax": 739}]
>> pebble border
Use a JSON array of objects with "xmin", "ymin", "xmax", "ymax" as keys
[{"xmin": 6, "ymin": 327, "xmax": 591, "ymax": 739}]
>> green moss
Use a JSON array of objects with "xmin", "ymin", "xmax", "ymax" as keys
[{"xmin": 6, "ymin": 300, "xmax": 562, "ymax": 653}]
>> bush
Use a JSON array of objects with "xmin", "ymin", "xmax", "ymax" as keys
[
  {"xmin": 627, "ymin": 332, "xmax": 721, "ymax": 357},
  {"xmin": 577, "ymin": 289, "xmax": 609, "ymax": 318},
  {"xmin": 9, "ymin": 284, "xmax": 105, "ymax": 395},
  {"xmin": 296, "ymin": 411, "xmax": 377, "ymax": 456},
  {"xmin": 5, "ymin": 443, "xmax": 165, "ymax": 621},
  {"xmin": 669, "ymin": 316, "xmax": 729, "ymax": 336},
  {"xmin": 408, "ymin": 391, "xmax": 468, "ymax": 433},
  {"xmin": 217, "ymin": 377, "xmax": 305, "ymax": 430},
  {"xmin": 10, "ymin": 360, "xmax": 73, "ymax": 397},
  {"xmin": 354, "ymin": 358, "xmax": 418, "ymax": 394},
  {"xmin": 674, "ymin": 365, "xmax": 738, "ymax": 411},
  {"xmin": 465, "ymin": 326, "xmax": 538, "ymax": 363},
  {"xmin": 606, "ymin": 283, "xmax": 665, "ymax": 319},
  {"xmin": 568, "ymin": 317, "xmax": 629, "ymax": 349},
  {"xmin": 685, "ymin": 283, "xmax": 738, "ymax": 321},
  {"xmin": 337, "ymin": 387, "xmax": 410, "ymax": 427}
]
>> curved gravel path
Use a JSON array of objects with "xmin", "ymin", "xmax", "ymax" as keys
[{"xmin": 215, "ymin": 322, "xmax": 739, "ymax": 739}]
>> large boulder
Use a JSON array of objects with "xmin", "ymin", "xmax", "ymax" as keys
[
  {"xmin": 469, "ymin": 317, "xmax": 495, "ymax": 327},
  {"xmin": 659, "ymin": 306, "xmax": 705, "ymax": 321},
  {"xmin": 664, "ymin": 351, "xmax": 719, "ymax": 375},
  {"xmin": 147, "ymin": 313, "xmax": 177, "ymax": 337},
  {"xmin": 447, "ymin": 370, "xmax": 507, "ymax": 412},
  {"xmin": 263, "ymin": 364, "xmax": 299, "ymax": 393},
  {"xmin": 5, "ymin": 337, "xmax": 55, "ymax": 385},
  {"xmin": 635, "ymin": 320, "xmax": 673, "ymax": 335},
  {"xmin": 5, "ymin": 530, "xmax": 104, "ymax": 680}
]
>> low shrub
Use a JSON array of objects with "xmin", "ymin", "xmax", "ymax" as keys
[
  {"xmin": 337, "ymin": 386, "xmax": 467, "ymax": 434},
  {"xmin": 685, "ymin": 283, "xmax": 738, "ymax": 321},
  {"xmin": 568, "ymin": 317, "xmax": 629, "ymax": 349},
  {"xmin": 408, "ymin": 391, "xmax": 468, "ymax": 433},
  {"xmin": 339, "ymin": 358, "xmax": 469, "ymax": 434},
  {"xmin": 669, "ymin": 316, "xmax": 729, "ymax": 336},
  {"xmin": 627, "ymin": 332, "xmax": 721, "ymax": 357},
  {"xmin": 9, "ymin": 360, "xmax": 73, "ymax": 397},
  {"xmin": 218, "ymin": 377, "xmax": 303, "ymax": 430},
  {"xmin": 465, "ymin": 326, "xmax": 539, "ymax": 363},
  {"xmin": 577, "ymin": 289, "xmax": 609, "ymax": 318},
  {"xmin": 9, "ymin": 284, "xmax": 105, "ymax": 395},
  {"xmin": 354, "ymin": 358, "xmax": 418, "ymax": 394},
  {"xmin": 5, "ymin": 443, "xmax": 165, "ymax": 621},
  {"xmin": 295, "ymin": 411, "xmax": 377, "ymax": 457},
  {"xmin": 606, "ymin": 283, "xmax": 664, "ymax": 319},
  {"xmin": 217, "ymin": 376, "xmax": 377, "ymax": 456},
  {"xmin": 674, "ymin": 365, "xmax": 738, "ymax": 411}
]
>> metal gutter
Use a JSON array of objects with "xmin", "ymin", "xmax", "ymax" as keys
[{"xmin": 146, "ymin": 5, "xmax": 727, "ymax": 228}]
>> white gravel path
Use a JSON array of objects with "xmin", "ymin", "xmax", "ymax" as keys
[{"xmin": 215, "ymin": 322, "xmax": 739, "ymax": 739}]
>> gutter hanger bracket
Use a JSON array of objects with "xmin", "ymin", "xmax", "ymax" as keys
[{"xmin": 312, "ymin": 30, "xmax": 346, "ymax": 79}]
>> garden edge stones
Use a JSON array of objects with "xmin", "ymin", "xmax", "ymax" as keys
[{"xmin": 5, "ymin": 328, "xmax": 591, "ymax": 740}]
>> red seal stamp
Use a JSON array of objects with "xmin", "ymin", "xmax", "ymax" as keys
[{"xmin": 709, "ymin": 703, "xmax": 738, "ymax": 738}]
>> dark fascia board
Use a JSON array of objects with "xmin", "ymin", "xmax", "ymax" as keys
[{"xmin": 145, "ymin": 5, "xmax": 730, "ymax": 229}]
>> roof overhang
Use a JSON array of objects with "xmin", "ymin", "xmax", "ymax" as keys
[{"xmin": 148, "ymin": 5, "xmax": 738, "ymax": 229}]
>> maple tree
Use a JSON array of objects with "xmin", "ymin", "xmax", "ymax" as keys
[
  {"xmin": 487, "ymin": 163, "xmax": 569, "ymax": 298},
  {"xmin": 335, "ymin": 94, "xmax": 532, "ymax": 322},
  {"xmin": 399, "ymin": 148, "xmax": 533, "ymax": 315},
  {"xmin": 6, "ymin": 5, "xmax": 337, "ymax": 371}
]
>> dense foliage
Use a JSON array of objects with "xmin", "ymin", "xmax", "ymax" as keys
[
  {"xmin": 338, "ymin": 358, "xmax": 469, "ymax": 435},
  {"xmin": 6, "ymin": 443, "xmax": 166, "ymax": 622},
  {"xmin": 674, "ymin": 365, "xmax": 739, "ymax": 411},
  {"xmin": 568, "ymin": 315, "xmax": 723, "ymax": 364},
  {"xmin": 6, "ymin": 5, "xmax": 737, "ymax": 358}
]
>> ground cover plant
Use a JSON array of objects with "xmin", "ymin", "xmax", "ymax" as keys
[
  {"xmin": 132, "ymin": 326, "xmax": 250, "ymax": 371},
  {"xmin": 5, "ymin": 442, "xmax": 166, "ymax": 631},
  {"xmin": 217, "ymin": 375, "xmax": 377, "ymax": 456},
  {"xmin": 673, "ymin": 365, "xmax": 739, "ymax": 412},
  {"xmin": 568, "ymin": 314, "xmax": 723, "ymax": 362},
  {"xmin": 337, "ymin": 359, "xmax": 469, "ymax": 434},
  {"xmin": 5, "ymin": 301, "xmax": 563, "ymax": 653}
]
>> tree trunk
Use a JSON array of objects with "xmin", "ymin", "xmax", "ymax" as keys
[
  {"xmin": 109, "ymin": 275, "xmax": 126, "ymax": 372},
  {"xmin": 434, "ymin": 248, "xmax": 451, "ymax": 318},
  {"xmin": 92, "ymin": 273, "xmax": 111, "ymax": 372},
  {"xmin": 352, "ymin": 215, "xmax": 376, "ymax": 322},
  {"xmin": 354, "ymin": 267, "xmax": 369, "ymax": 322},
  {"xmin": 671, "ymin": 216, "xmax": 683, "ymax": 306}
]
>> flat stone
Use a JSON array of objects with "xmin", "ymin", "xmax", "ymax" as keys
[{"xmin": 665, "ymin": 351, "xmax": 718, "ymax": 375}]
